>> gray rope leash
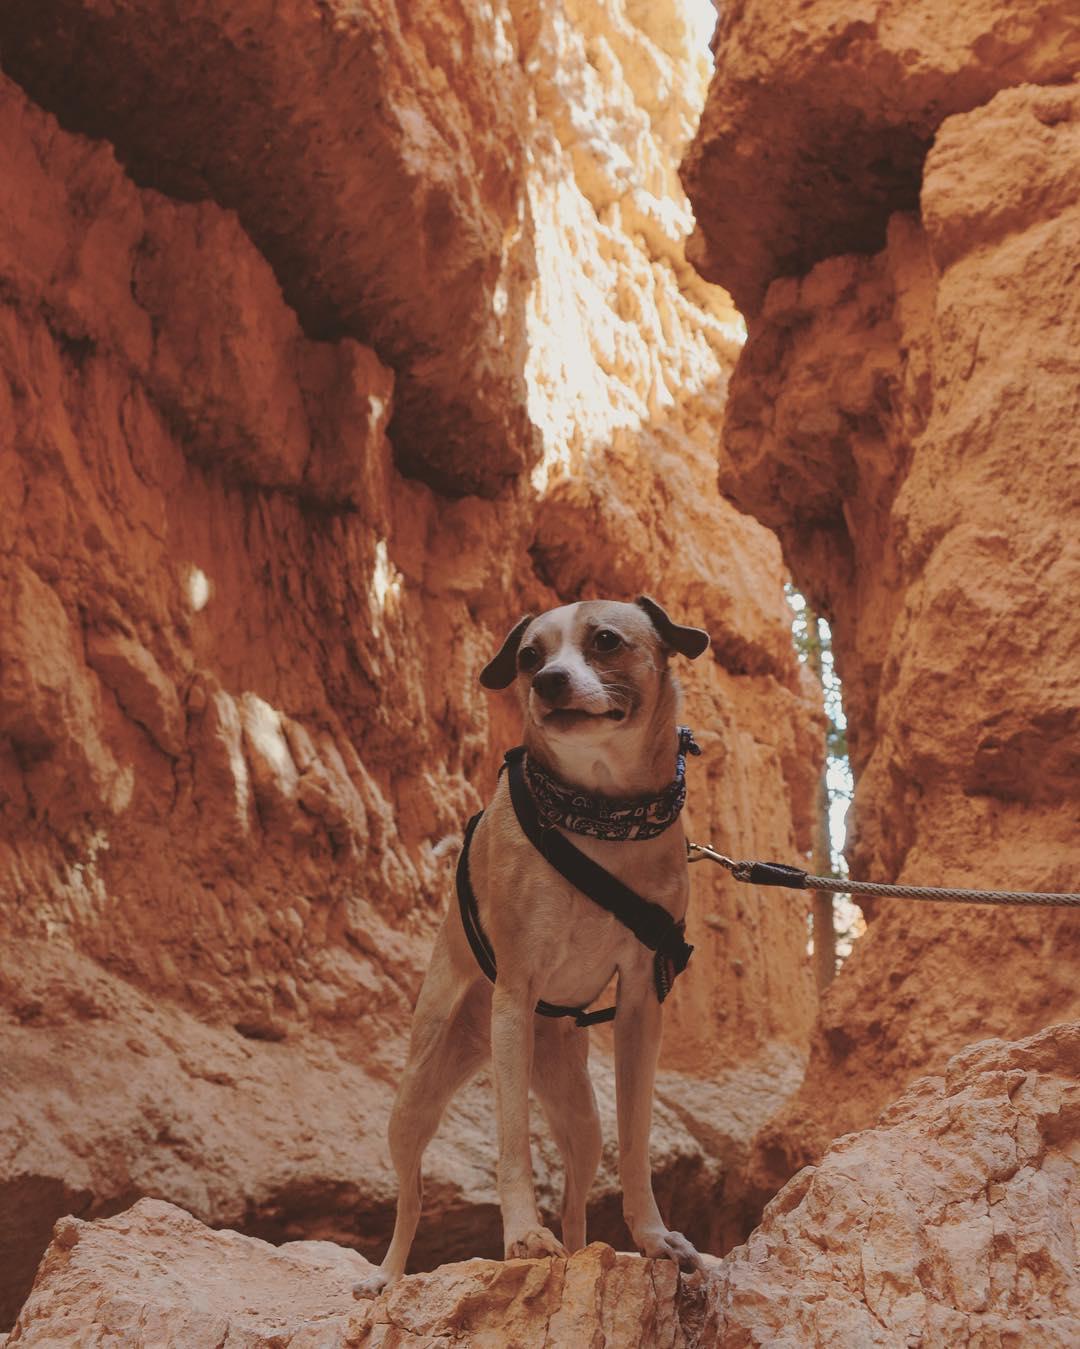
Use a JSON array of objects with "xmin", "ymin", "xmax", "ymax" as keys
[{"xmin": 687, "ymin": 842, "xmax": 1080, "ymax": 908}]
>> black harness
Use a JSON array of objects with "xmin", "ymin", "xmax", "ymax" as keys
[{"xmin": 455, "ymin": 743, "xmax": 696, "ymax": 1027}]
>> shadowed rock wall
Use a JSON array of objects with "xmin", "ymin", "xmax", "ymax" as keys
[
  {"xmin": 684, "ymin": 1, "xmax": 1080, "ymax": 1209},
  {"xmin": 0, "ymin": 0, "xmax": 538, "ymax": 496},
  {"xmin": 0, "ymin": 0, "xmax": 821, "ymax": 1330}
]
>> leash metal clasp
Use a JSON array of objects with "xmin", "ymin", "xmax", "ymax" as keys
[{"xmin": 686, "ymin": 841, "xmax": 737, "ymax": 870}]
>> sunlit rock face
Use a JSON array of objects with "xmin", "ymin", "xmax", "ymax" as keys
[
  {"xmin": 0, "ymin": 1, "xmax": 822, "ymax": 1329},
  {"xmin": 685, "ymin": 0, "xmax": 1080, "ymax": 1209},
  {"xmin": 512, "ymin": 0, "xmax": 821, "ymax": 1103}
]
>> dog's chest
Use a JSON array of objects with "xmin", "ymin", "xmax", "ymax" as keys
[
  {"xmin": 518, "ymin": 873, "xmax": 650, "ymax": 1004},
  {"xmin": 475, "ymin": 803, "xmax": 686, "ymax": 1005}
]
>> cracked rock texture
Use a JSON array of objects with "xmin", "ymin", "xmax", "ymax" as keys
[
  {"xmin": 9, "ymin": 1198, "xmax": 695, "ymax": 1348},
  {"xmin": 0, "ymin": 0, "xmax": 821, "ymax": 1332},
  {"xmin": 685, "ymin": 0, "xmax": 1080, "ymax": 1217},
  {"xmin": 10, "ymin": 1025, "xmax": 1078, "ymax": 1346},
  {"xmin": 702, "ymin": 1023, "xmax": 1080, "ymax": 1347}
]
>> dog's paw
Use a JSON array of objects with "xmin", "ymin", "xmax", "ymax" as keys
[
  {"xmin": 352, "ymin": 1268, "xmax": 395, "ymax": 1300},
  {"xmin": 505, "ymin": 1225, "xmax": 568, "ymax": 1260},
  {"xmin": 637, "ymin": 1227, "xmax": 704, "ymax": 1274}
]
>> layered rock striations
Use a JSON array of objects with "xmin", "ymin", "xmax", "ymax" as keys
[
  {"xmin": 6, "ymin": 0, "xmax": 1079, "ymax": 1338},
  {"xmin": 685, "ymin": 3, "xmax": 1080, "ymax": 1207},
  {"xmin": 0, "ymin": 0, "xmax": 822, "ymax": 1329},
  {"xmin": 11, "ymin": 1024, "xmax": 1077, "ymax": 1346}
]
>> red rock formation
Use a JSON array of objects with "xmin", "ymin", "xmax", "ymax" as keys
[
  {"xmin": 0, "ymin": 1, "xmax": 821, "ymax": 1330},
  {"xmin": 0, "ymin": 0, "xmax": 537, "ymax": 495},
  {"xmin": 11, "ymin": 1025, "xmax": 1077, "ymax": 1346},
  {"xmin": 685, "ymin": 2, "xmax": 1080, "ymax": 1212},
  {"xmin": 4, "ymin": 0, "xmax": 1078, "ymax": 1332},
  {"xmin": 682, "ymin": 0, "xmax": 1080, "ymax": 317}
]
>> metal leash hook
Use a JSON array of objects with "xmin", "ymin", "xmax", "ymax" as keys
[
  {"xmin": 687, "ymin": 842, "xmax": 735, "ymax": 870},
  {"xmin": 685, "ymin": 842, "xmax": 757, "ymax": 883}
]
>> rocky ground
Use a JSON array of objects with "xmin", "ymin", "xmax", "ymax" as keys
[{"xmin": 8, "ymin": 1025, "xmax": 1077, "ymax": 1346}]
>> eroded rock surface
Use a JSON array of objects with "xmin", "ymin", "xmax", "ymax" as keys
[
  {"xmin": 682, "ymin": 0, "xmax": 1080, "ymax": 315},
  {"xmin": 704, "ymin": 1023, "xmax": 1080, "ymax": 1346},
  {"xmin": 684, "ymin": 0, "xmax": 1080, "ymax": 1216},
  {"xmin": 9, "ymin": 1199, "xmax": 695, "ymax": 1348},
  {"xmin": 0, "ymin": 0, "xmax": 536, "ymax": 495},
  {"xmin": 719, "ymin": 80, "xmax": 1080, "ymax": 1201},
  {"xmin": 0, "ymin": 1, "xmax": 820, "ymax": 1329},
  {"xmin": 11, "ymin": 1026, "xmax": 1078, "ymax": 1346}
]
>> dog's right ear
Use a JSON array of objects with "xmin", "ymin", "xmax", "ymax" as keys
[{"xmin": 479, "ymin": 614, "xmax": 534, "ymax": 689}]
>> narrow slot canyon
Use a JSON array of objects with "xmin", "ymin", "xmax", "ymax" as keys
[{"xmin": 0, "ymin": 2, "xmax": 1077, "ymax": 1344}]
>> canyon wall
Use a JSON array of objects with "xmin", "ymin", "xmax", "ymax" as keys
[
  {"xmin": 0, "ymin": 0, "xmax": 822, "ymax": 1329},
  {"xmin": 684, "ymin": 1, "xmax": 1080, "ymax": 1205}
]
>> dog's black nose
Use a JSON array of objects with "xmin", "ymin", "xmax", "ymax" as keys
[{"xmin": 532, "ymin": 666, "xmax": 570, "ymax": 701}]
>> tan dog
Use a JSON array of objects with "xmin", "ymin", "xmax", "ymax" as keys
[{"xmin": 353, "ymin": 597, "xmax": 709, "ymax": 1298}]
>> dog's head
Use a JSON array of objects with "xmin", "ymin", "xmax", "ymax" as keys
[{"xmin": 480, "ymin": 597, "xmax": 709, "ymax": 745}]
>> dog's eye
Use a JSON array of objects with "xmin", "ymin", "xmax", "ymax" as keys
[
  {"xmin": 593, "ymin": 629, "xmax": 623, "ymax": 653},
  {"xmin": 517, "ymin": 645, "xmax": 542, "ymax": 673}
]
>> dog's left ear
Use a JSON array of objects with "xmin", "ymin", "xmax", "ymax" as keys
[
  {"xmin": 480, "ymin": 614, "xmax": 534, "ymax": 689},
  {"xmin": 635, "ymin": 596, "xmax": 710, "ymax": 659}
]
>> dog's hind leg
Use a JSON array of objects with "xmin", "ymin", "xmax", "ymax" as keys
[
  {"xmin": 353, "ymin": 944, "xmax": 487, "ymax": 1299},
  {"xmin": 532, "ymin": 1017, "xmax": 602, "ymax": 1253}
]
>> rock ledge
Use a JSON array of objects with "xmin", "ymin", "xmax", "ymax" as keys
[{"xmin": 10, "ymin": 1025, "xmax": 1078, "ymax": 1347}]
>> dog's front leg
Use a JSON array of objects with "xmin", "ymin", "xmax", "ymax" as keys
[
  {"xmin": 490, "ymin": 981, "xmax": 568, "ymax": 1260},
  {"xmin": 614, "ymin": 980, "xmax": 703, "ymax": 1272}
]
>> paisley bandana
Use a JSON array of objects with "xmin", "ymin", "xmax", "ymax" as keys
[{"xmin": 523, "ymin": 726, "xmax": 701, "ymax": 842}]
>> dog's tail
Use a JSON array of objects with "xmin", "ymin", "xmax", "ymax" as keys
[{"xmin": 431, "ymin": 833, "xmax": 462, "ymax": 864}]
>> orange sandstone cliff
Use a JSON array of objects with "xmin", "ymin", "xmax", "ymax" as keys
[
  {"xmin": 684, "ymin": 0, "xmax": 1080, "ymax": 1210},
  {"xmin": 0, "ymin": 0, "xmax": 820, "ymax": 1331},
  {"xmin": 2, "ymin": 0, "xmax": 1079, "ymax": 1343}
]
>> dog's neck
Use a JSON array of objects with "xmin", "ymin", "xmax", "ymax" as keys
[{"xmin": 523, "ymin": 674, "xmax": 680, "ymax": 798}]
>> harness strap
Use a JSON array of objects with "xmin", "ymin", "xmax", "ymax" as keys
[
  {"xmin": 456, "ymin": 811, "xmax": 617, "ymax": 1027},
  {"xmin": 504, "ymin": 747, "xmax": 693, "ymax": 1003}
]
